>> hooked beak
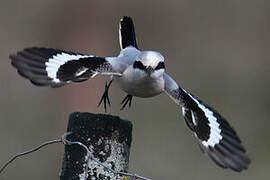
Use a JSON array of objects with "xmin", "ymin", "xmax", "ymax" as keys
[{"xmin": 145, "ymin": 66, "xmax": 154, "ymax": 76}]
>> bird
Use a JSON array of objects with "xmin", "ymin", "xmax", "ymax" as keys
[{"xmin": 10, "ymin": 16, "xmax": 250, "ymax": 172}]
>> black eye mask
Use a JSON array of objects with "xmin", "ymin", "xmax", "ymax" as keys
[
  {"xmin": 133, "ymin": 61, "xmax": 165, "ymax": 71},
  {"xmin": 155, "ymin": 62, "xmax": 165, "ymax": 70},
  {"xmin": 133, "ymin": 61, "xmax": 146, "ymax": 70}
]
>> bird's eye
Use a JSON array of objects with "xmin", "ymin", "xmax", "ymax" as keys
[
  {"xmin": 133, "ymin": 61, "xmax": 146, "ymax": 70},
  {"xmin": 155, "ymin": 62, "xmax": 165, "ymax": 70}
]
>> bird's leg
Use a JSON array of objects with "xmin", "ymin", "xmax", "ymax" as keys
[
  {"xmin": 98, "ymin": 79, "xmax": 113, "ymax": 112},
  {"xmin": 120, "ymin": 94, "xmax": 133, "ymax": 110}
]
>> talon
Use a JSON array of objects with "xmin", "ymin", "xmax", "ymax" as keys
[
  {"xmin": 98, "ymin": 79, "xmax": 113, "ymax": 112},
  {"xmin": 128, "ymin": 96, "xmax": 132, "ymax": 107},
  {"xmin": 120, "ymin": 94, "xmax": 133, "ymax": 110}
]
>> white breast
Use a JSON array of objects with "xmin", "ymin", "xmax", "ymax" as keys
[{"xmin": 115, "ymin": 66, "xmax": 165, "ymax": 98}]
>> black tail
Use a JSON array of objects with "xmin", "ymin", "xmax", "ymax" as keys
[{"xmin": 119, "ymin": 16, "xmax": 138, "ymax": 49}]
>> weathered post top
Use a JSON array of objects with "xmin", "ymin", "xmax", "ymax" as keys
[{"xmin": 60, "ymin": 112, "xmax": 133, "ymax": 180}]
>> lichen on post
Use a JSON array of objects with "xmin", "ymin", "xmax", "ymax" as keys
[{"xmin": 60, "ymin": 112, "xmax": 133, "ymax": 180}]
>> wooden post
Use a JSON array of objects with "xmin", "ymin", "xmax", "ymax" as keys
[{"xmin": 60, "ymin": 112, "xmax": 133, "ymax": 180}]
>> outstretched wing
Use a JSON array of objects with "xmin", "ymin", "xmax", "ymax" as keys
[
  {"xmin": 164, "ymin": 73, "xmax": 250, "ymax": 172},
  {"xmin": 10, "ymin": 47, "xmax": 121, "ymax": 87},
  {"xmin": 119, "ymin": 16, "xmax": 138, "ymax": 49}
]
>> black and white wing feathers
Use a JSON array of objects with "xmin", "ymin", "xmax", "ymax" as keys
[
  {"xmin": 119, "ymin": 16, "xmax": 138, "ymax": 49},
  {"xmin": 10, "ymin": 47, "xmax": 121, "ymax": 87},
  {"xmin": 164, "ymin": 73, "xmax": 250, "ymax": 171}
]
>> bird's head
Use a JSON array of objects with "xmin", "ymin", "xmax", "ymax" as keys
[{"xmin": 133, "ymin": 51, "xmax": 165, "ymax": 77}]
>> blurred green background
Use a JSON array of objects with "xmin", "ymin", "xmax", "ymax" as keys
[{"xmin": 0, "ymin": 0, "xmax": 269, "ymax": 179}]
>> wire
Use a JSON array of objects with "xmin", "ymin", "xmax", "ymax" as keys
[{"xmin": 0, "ymin": 139, "xmax": 62, "ymax": 174}]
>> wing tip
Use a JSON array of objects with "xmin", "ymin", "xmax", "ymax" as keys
[{"xmin": 200, "ymin": 137, "xmax": 251, "ymax": 172}]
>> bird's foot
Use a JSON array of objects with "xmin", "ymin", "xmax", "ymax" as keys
[
  {"xmin": 98, "ymin": 80, "xmax": 113, "ymax": 112},
  {"xmin": 120, "ymin": 94, "xmax": 133, "ymax": 110}
]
